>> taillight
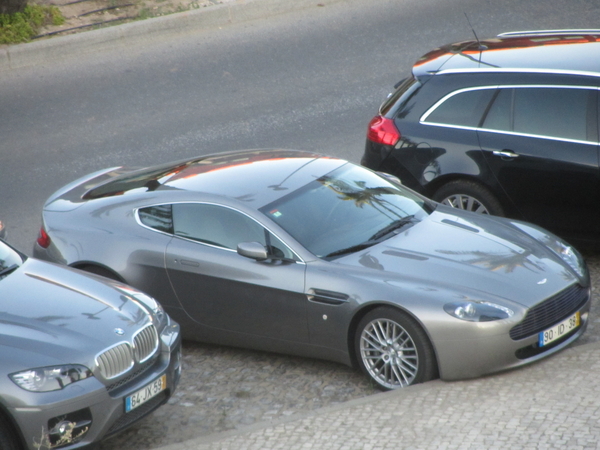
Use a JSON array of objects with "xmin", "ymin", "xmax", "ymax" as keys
[
  {"xmin": 37, "ymin": 227, "xmax": 51, "ymax": 249},
  {"xmin": 366, "ymin": 115, "xmax": 401, "ymax": 146}
]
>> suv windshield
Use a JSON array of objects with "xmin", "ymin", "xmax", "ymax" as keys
[
  {"xmin": 0, "ymin": 242, "xmax": 24, "ymax": 280},
  {"xmin": 261, "ymin": 164, "xmax": 433, "ymax": 259}
]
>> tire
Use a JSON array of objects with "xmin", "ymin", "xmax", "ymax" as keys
[
  {"xmin": 355, "ymin": 307, "xmax": 437, "ymax": 390},
  {"xmin": 0, "ymin": 416, "xmax": 22, "ymax": 450},
  {"xmin": 433, "ymin": 180, "xmax": 504, "ymax": 216}
]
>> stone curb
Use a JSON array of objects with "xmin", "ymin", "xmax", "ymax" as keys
[
  {"xmin": 152, "ymin": 340, "xmax": 600, "ymax": 450},
  {"xmin": 0, "ymin": 0, "xmax": 346, "ymax": 72}
]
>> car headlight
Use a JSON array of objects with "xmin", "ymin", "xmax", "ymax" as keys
[
  {"xmin": 444, "ymin": 301, "xmax": 514, "ymax": 322},
  {"xmin": 547, "ymin": 240, "xmax": 585, "ymax": 278},
  {"xmin": 115, "ymin": 284, "xmax": 165, "ymax": 323},
  {"xmin": 512, "ymin": 222, "xmax": 585, "ymax": 278},
  {"xmin": 10, "ymin": 365, "xmax": 92, "ymax": 392}
]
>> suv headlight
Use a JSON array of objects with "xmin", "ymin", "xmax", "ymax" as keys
[
  {"xmin": 444, "ymin": 301, "xmax": 514, "ymax": 322},
  {"xmin": 10, "ymin": 365, "xmax": 92, "ymax": 392}
]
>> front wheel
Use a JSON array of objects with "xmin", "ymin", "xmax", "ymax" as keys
[
  {"xmin": 355, "ymin": 307, "xmax": 437, "ymax": 390},
  {"xmin": 0, "ymin": 416, "xmax": 22, "ymax": 450}
]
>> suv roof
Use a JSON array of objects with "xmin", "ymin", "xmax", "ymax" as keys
[{"xmin": 413, "ymin": 29, "xmax": 600, "ymax": 78}]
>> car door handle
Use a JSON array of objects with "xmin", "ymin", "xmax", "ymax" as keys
[
  {"xmin": 492, "ymin": 150, "xmax": 519, "ymax": 159},
  {"xmin": 180, "ymin": 259, "xmax": 200, "ymax": 267}
]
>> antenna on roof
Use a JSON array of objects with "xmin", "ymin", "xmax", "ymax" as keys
[{"xmin": 464, "ymin": 13, "xmax": 487, "ymax": 50}]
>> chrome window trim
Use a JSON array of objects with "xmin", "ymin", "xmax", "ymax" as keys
[
  {"xmin": 420, "ymin": 85, "xmax": 600, "ymax": 145},
  {"xmin": 134, "ymin": 202, "xmax": 305, "ymax": 264},
  {"xmin": 421, "ymin": 122, "xmax": 599, "ymax": 146}
]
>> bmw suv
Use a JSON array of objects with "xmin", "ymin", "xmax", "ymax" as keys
[{"xmin": 362, "ymin": 30, "xmax": 600, "ymax": 248}]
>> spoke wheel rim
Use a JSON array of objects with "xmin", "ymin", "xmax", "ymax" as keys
[
  {"xmin": 442, "ymin": 194, "xmax": 490, "ymax": 214},
  {"xmin": 359, "ymin": 318, "xmax": 419, "ymax": 389}
]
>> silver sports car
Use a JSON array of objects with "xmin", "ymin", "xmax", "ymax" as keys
[
  {"xmin": 1, "ymin": 239, "xmax": 181, "ymax": 450},
  {"xmin": 34, "ymin": 149, "xmax": 590, "ymax": 390}
]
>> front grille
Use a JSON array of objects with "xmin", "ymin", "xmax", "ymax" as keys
[
  {"xmin": 106, "ymin": 359, "xmax": 156, "ymax": 394},
  {"xmin": 510, "ymin": 284, "xmax": 588, "ymax": 340},
  {"xmin": 133, "ymin": 324, "xmax": 159, "ymax": 363},
  {"xmin": 97, "ymin": 343, "xmax": 134, "ymax": 379}
]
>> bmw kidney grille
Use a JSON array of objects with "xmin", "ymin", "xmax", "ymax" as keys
[{"xmin": 96, "ymin": 324, "xmax": 159, "ymax": 379}]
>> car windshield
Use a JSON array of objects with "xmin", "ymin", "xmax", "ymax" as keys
[
  {"xmin": 260, "ymin": 164, "xmax": 434, "ymax": 259},
  {"xmin": 0, "ymin": 242, "xmax": 24, "ymax": 280}
]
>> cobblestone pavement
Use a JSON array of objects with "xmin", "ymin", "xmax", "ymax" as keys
[{"xmin": 98, "ymin": 252, "xmax": 600, "ymax": 450}]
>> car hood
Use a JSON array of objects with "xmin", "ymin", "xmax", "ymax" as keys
[
  {"xmin": 338, "ymin": 209, "xmax": 581, "ymax": 309},
  {"xmin": 1, "ymin": 259, "xmax": 152, "ymax": 368}
]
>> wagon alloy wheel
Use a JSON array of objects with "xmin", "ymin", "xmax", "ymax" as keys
[
  {"xmin": 433, "ymin": 180, "xmax": 504, "ymax": 217},
  {"xmin": 442, "ymin": 193, "xmax": 489, "ymax": 214},
  {"xmin": 355, "ymin": 307, "xmax": 437, "ymax": 390}
]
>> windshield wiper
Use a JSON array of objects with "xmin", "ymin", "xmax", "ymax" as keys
[
  {"xmin": 325, "ymin": 242, "xmax": 379, "ymax": 259},
  {"xmin": 369, "ymin": 216, "xmax": 417, "ymax": 241},
  {"xmin": 0, "ymin": 264, "xmax": 19, "ymax": 278}
]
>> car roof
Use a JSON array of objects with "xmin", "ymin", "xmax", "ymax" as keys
[
  {"xmin": 412, "ymin": 30, "xmax": 600, "ymax": 78},
  {"xmin": 86, "ymin": 149, "xmax": 348, "ymax": 209}
]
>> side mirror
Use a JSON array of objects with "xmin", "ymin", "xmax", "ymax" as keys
[{"xmin": 237, "ymin": 242, "xmax": 268, "ymax": 261}]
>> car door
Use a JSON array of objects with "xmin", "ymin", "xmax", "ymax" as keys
[
  {"xmin": 164, "ymin": 202, "xmax": 309, "ymax": 343},
  {"xmin": 478, "ymin": 86, "xmax": 600, "ymax": 240}
]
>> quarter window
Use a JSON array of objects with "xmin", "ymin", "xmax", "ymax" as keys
[
  {"xmin": 138, "ymin": 204, "xmax": 173, "ymax": 233},
  {"xmin": 423, "ymin": 88, "xmax": 495, "ymax": 127}
]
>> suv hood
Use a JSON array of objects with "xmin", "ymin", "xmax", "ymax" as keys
[{"xmin": 1, "ymin": 259, "xmax": 152, "ymax": 367}]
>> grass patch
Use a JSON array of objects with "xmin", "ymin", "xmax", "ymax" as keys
[{"xmin": 0, "ymin": 4, "xmax": 65, "ymax": 44}]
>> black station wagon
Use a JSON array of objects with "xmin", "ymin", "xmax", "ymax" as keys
[{"xmin": 362, "ymin": 30, "xmax": 600, "ymax": 248}]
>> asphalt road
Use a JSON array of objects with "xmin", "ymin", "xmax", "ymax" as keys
[
  {"xmin": 2, "ymin": 0, "xmax": 600, "ymax": 253},
  {"xmin": 2, "ymin": 1, "xmax": 600, "ymax": 448}
]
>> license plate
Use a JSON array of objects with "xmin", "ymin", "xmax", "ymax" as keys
[
  {"xmin": 538, "ymin": 312, "xmax": 580, "ymax": 347},
  {"xmin": 125, "ymin": 374, "xmax": 167, "ymax": 412}
]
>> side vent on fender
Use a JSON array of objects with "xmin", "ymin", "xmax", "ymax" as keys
[{"xmin": 307, "ymin": 289, "xmax": 349, "ymax": 306}]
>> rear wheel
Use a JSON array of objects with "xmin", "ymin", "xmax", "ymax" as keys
[
  {"xmin": 433, "ymin": 180, "xmax": 503, "ymax": 216},
  {"xmin": 355, "ymin": 307, "xmax": 437, "ymax": 390},
  {"xmin": 78, "ymin": 265, "xmax": 120, "ymax": 281}
]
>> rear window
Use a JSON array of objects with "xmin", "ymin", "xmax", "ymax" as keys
[
  {"xmin": 380, "ymin": 76, "xmax": 422, "ymax": 116},
  {"xmin": 83, "ymin": 159, "xmax": 200, "ymax": 200}
]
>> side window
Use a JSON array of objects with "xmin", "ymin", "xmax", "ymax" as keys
[
  {"xmin": 513, "ymin": 88, "xmax": 591, "ymax": 141},
  {"xmin": 483, "ymin": 87, "xmax": 596, "ymax": 142},
  {"xmin": 481, "ymin": 88, "xmax": 512, "ymax": 131},
  {"xmin": 172, "ymin": 203, "xmax": 298, "ymax": 260},
  {"xmin": 423, "ymin": 88, "xmax": 495, "ymax": 127},
  {"xmin": 138, "ymin": 204, "xmax": 173, "ymax": 233}
]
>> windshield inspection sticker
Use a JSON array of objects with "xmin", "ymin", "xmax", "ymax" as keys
[{"xmin": 270, "ymin": 209, "xmax": 282, "ymax": 218}]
